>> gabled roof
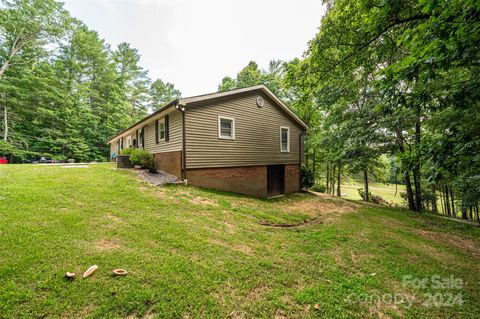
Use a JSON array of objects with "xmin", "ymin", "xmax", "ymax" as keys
[
  {"xmin": 178, "ymin": 84, "xmax": 308, "ymax": 129},
  {"xmin": 108, "ymin": 84, "xmax": 307, "ymax": 143}
]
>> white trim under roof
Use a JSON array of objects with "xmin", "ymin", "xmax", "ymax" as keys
[{"xmin": 178, "ymin": 85, "xmax": 308, "ymax": 129}]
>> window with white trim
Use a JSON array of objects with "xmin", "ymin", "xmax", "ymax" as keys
[
  {"xmin": 158, "ymin": 117, "xmax": 166, "ymax": 141},
  {"xmin": 137, "ymin": 128, "xmax": 144, "ymax": 148},
  {"xmin": 280, "ymin": 126, "xmax": 290, "ymax": 152},
  {"xmin": 218, "ymin": 116, "xmax": 235, "ymax": 139}
]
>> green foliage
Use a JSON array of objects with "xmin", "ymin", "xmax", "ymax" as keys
[
  {"xmin": 51, "ymin": 154, "xmax": 66, "ymax": 161},
  {"xmin": 129, "ymin": 149, "xmax": 155, "ymax": 172},
  {"xmin": 217, "ymin": 60, "xmax": 288, "ymax": 100},
  {"xmin": 300, "ymin": 165, "xmax": 315, "ymax": 189},
  {"xmin": 357, "ymin": 188, "xmax": 371, "ymax": 202},
  {"xmin": 0, "ymin": 140, "xmax": 38, "ymax": 161},
  {"xmin": 358, "ymin": 188, "xmax": 388, "ymax": 205},
  {"xmin": 310, "ymin": 184, "xmax": 326, "ymax": 193},
  {"xmin": 150, "ymin": 79, "xmax": 181, "ymax": 109},
  {"xmin": 0, "ymin": 1, "xmax": 179, "ymax": 163},
  {"xmin": 119, "ymin": 147, "xmax": 134, "ymax": 155},
  {"xmin": 280, "ymin": 0, "xmax": 479, "ymax": 216}
]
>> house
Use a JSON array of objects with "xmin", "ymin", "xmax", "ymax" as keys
[{"xmin": 108, "ymin": 85, "xmax": 308, "ymax": 198}]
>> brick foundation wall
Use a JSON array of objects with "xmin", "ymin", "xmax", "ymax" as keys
[
  {"xmin": 285, "ymin": 164, "xmax": 300, "ymax": 194},
  {"xmin": 154, "ymin": 151, "xmax": 182, "ymax": 178},
  {"xmin": 186, "ymin": 166, "xmax": 268, "ymax": 198}
]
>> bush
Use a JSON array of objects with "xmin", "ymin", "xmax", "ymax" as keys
[
  {"xmin": 52, "ymin": 155, "xmax": 67, "ymax": 162},
  {"xmin": 129, "ymin": 149, "xmax": 156, "ymax": 172},
  {"xmin": 358, "ymin": 188, "xmax": 388, "ymax": 205},
  {"xmin": 371, "ymin": 194, "xmax": 388, "ymax": 205},
  {"xmin": 310, "ymin": 184, "xmax": 326, "ymax": 193},
  {"xmin": 120, "ymin": 147, "xmax": 134, "ymax": 155},
  {"xmin": 358, "ymin": 188, "xmax": 370, "ymax": 200},
  {"xmin": 300, "ymin": 166, "xmax": 314, "ymax": 189}
]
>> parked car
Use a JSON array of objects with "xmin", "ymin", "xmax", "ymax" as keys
[
  {"xmin": 32, "ymin": 157, "xmax": 53, "ymax": 164},
  {"xmin": 0, "ymin": 157, "xmax": 8, "ymax": 164}
]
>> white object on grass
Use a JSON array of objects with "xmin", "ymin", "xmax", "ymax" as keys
[{"xmin": 83, "ymin": 265, "xmax": 98, "ymax": 278}]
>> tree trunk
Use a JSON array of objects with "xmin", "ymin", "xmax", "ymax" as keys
[
  {"xmin": 439, "ymin": 187, "xmax": 445, "ymax": 215},
  {"xmin": 326, "ymin": 165, "xmax": 329, "ymax": 194},
  {"xmin": 363, "ymin": 169, "xmax": 369, "ymax": 202},
  {"xmin": 0, "ymin": 39, "xmax": 21, "ymax": 79},
  {"xmin": 404, "ymin": 171, "xmax": 416, "ymax": 211},
  {"xmin": 413, "ymin": 114, "xmax": 422, "ymax": 211},
  {"xmin": 444, "ymin": 185, "xmax": 451, "ymax": 217},
  {"xmin": 461, "ymin": 207, "xmax": 468, "ymax": 220},
  {"xmin": 0, "ymin": 60, "xmax": 10, "ymax": 79},
  {"xmin": 431, "ymin": 185, "xmax": 438, "ymax": 214},
  {"xmin": 331, "ymin": 165, "xmax": 336, "ymax": 195},
  {"xmin": 413, "ymin": 167, "xmax": 422, "ymax": 211},
  {"xmin": 394, "ymin": 126, "xmax": 416, "ymax": 211},
  {"xmin": 336, "ymin": 162, "xmax": 341, "ymax": 197},
  {"xmin": 450, "ymin": 186, "xmax": 455, "ymax": 218}
]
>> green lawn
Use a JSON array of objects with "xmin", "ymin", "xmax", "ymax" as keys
[
  {"xmin": 1, "ymin": 164, "xmax": 479, "ymax": 318},
  {"xmin": 340, "ymin": 180, "xmax": 406, "ymax": 205}
]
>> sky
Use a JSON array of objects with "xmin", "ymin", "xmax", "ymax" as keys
[{"xmin": 63, "ymin": 0, "xmax": 325, "ymax": 97}]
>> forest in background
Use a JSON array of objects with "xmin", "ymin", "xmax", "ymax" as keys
[
  {"xmin": 1, "ymin": 0, "xmax": 479, "ymax": 220},
  {"xmin": 0, "ymin": 0, "xmax": 181, "ymax": 162},
  {"xmin": 216, "ymin": 0, "xmax": 479, "ymax": 222}
]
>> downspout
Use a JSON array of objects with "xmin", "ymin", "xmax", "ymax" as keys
[{"xmin": 176, "ymin": 101, "xmax": 187, "ymax": 181}]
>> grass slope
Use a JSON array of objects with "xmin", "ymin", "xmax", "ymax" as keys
[
  {"xmin": 340, "ymin": 180, "xmax": 406, "ymax": 205},
  {"xmin": 0, "ymin": 164, "xmax": 479, "ymax": 318}
]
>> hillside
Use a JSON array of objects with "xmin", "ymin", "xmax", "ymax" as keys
[{"xmin": 0, "ymin": 164, "xmax": 479, "ymax": 318}]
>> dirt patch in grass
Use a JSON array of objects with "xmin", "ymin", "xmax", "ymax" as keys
[
  {"xmin": 274, "ymin": 309, "xmax": 289, "ymax": 319},
  {"xmin": 247, "ymin": 285, "xmax": 272, "ymax": 301},
  {"xmin": 368, "ymin": 302, "xmax": 403, "ymax": 319},
  {"xmin": 278, "ymin": 195, "xmax": 359, "ymax": 224},
  {"xmin": 95, "ymin": 238, "xmax": 121, "ymax": 251},
  {"xmin": 62, "ymin": 305, "xmax": 96, "ymax": 318},
  {"xmin": 190, "ymin": 196, "xmax": 218, "ymax": 206},
  {"xmin": 287, "ymin": 198, "xmax": 357, "ymax": 214},
  {"xmin": 221, "ymin": 221, "xmax": 237, "ymax": 234},
  {"xmin": 106, "ymin": 213, "xmax": 124, "ymax": 223},
  {"xmin": 124, "ymin": 309, "xmax": 155, "ymax": 319},
  {"xmin": 333, "ymin": 247, "xmax": 345, "ymax": 267},
  {"xmin": 208, "ymin": 238, "xmax": 253, "ymax": 255},
  {"xmin": 349, "ymin": 250, "xmax": 374, "ymax": 265},
  {"xmin": 415, "ymin": 229, "xmax": 480, "ymax": 258}
]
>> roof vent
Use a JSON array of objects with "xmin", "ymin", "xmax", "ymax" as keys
[{"xmin": 256, "ymin": 96, "xmax": 265, "ymax": 107}]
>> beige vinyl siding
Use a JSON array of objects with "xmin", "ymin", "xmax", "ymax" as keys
[
  {"xmin": 110, "ymin": 134, "xmax": 134, "ymax": 153},
  {"xmin": 185, "ymin": 91, "xmax": 304, "ymax": 168},
  {"xmin": 109, "ymin": 142, "xmax": 116, "ymax": 157},
  {"xmin": 144, "ymin": 110, "xmax": 183, "ymax": 154}
]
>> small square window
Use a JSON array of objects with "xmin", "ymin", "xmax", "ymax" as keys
[
  {"xmin": 280, "ymin": 127, "xmax": 290, "ymax": 152},
  {"xmin": 218, "ymin": 116, "xmax": 235, "ymax": 139}
]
